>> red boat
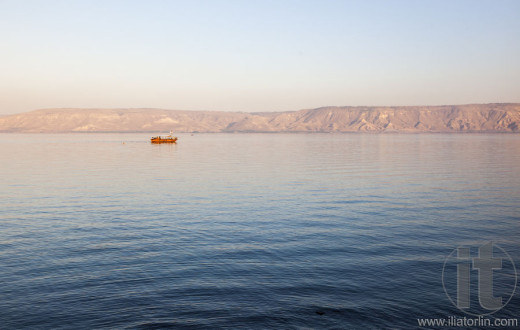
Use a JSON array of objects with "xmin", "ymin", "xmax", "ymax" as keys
[{"xmin": 151, "ymin": 131, "xmax": 178, "ymax": 144}]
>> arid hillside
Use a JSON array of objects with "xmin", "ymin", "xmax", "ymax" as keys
[{"xmin": 0, "ymin": 104, "xmax": 519, "ymax": 133}]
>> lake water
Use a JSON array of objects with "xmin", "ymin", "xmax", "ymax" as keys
[{"xmin": 1, "ymin": 133, "xmax": 519, "ymax": 329}]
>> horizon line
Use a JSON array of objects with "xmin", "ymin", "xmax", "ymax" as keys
[{"xmin": 4, "ymin": 102, "xmax": 520, "ymax": 116}]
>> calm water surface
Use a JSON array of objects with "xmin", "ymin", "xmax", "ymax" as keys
[{"xmin": 1, "ymin": 133, "xmax": 519, "ymax": 329}]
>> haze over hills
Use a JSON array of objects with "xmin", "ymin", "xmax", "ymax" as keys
[{"xmin": 0, "ymin": 104, "xmax": 519, "ymax": 133}]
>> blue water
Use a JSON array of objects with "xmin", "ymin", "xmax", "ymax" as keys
[{"xmin": 0, "ymin": 133, "xmax": 519, "ymax": 329}]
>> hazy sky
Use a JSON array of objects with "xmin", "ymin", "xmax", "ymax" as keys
[{"xmin": 1, "ymin": 0, "xmax": 519, "ymax": 114}]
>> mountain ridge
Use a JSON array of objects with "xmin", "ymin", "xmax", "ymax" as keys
[{"xmin": 1, "ymin": 104, "xmax": 519, "ymax": 133}]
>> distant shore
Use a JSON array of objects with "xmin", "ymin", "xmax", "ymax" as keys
[{"xmin": 1, "ymin": 104, "xmax": 519, "ymax": 133}]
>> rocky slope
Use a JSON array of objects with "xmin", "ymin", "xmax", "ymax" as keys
[{"xmin": 0, "ymin": 104, "xmax": 519, "ymax": 133}]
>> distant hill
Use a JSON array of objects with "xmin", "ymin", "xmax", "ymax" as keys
[{"xmin": 0, "ymin": 104, "xmax": 519, "ymax": 133}]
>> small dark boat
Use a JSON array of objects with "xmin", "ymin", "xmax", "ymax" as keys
[{"xmin": 151, "ymin": 131, "xmax": 178, "ymax": 144}]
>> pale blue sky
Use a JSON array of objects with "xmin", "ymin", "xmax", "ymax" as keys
[{"xmin": 1, "ymin": 0, "xmax": 519, "ymax": 114}]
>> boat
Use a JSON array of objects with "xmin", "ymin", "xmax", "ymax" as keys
[{"xmin": 151, "ymin": 131, "xmax": 178, "ymax": 144}]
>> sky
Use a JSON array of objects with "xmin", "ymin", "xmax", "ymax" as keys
[{"xmin": 0, "ymin": 0, "xmax": 519, "ymax": 114}]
